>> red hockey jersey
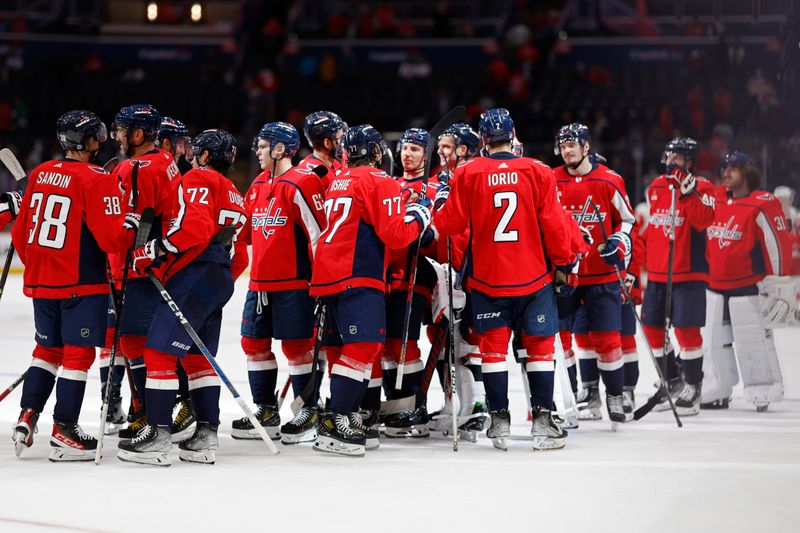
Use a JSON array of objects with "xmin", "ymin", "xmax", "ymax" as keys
[
  {"xmin": 0, "ymin": 204, "xmax": 11, "ymax": 231},
  {"xmin": 159, "ymin": 167, "xmax": 248, "ymax": 282},
  {"xmin": 296, "ymin": 154, "xmax": 342, "ymax": 188},
  {"xmin": 11, "ymin": 159, "xmax": 132, "ymax": 298},
  {"xmin": 244, "ymin": 165, "xmax": 327, "ymax": 292},
  {"xmin": 109, "ymin": 149, "xmax": 180, "ymax": 281},
  {"xmin": 706, "ymin": 190, "xmax": 792, "ymax": 290},
  {"xmin": 310, "ymin": 166, "xmax": 422, "ymax": 296},
  {"xmin": 554, "ymin": 163, "xmax": 636, "ymax": 286},
  {"xmin": 643, "ymin": 174, "xmax": 716, "ymax": 283},
  {"xmin": 433, "ymin": 153, "xmax": 574, "ymax": 297}
]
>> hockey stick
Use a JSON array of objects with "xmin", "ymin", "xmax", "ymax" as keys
[
  {"xmin": 446, "ymin": 241, "xmax": 458, "ymax": 451},
  {"xmin": 395, "ymin": 105, "xmax": 467, "ymax": 391},
  {"xmin": 0, "ymin": 148, "xmax": 27, "ymax": 303},
  {"xmin": 290, "ymin": 301, "xmax": 326, "ymax": 414},
  {"xmin": 104, "ymin": 261, "xmax": 142, "ymax": 414},
  {"xmin": 276, "ymin": 376, "xmax": 291, "ymax": 411},
  {"xmin": 96, "ymin": 164, "xmax": 143, "ymax": 464},
  {"xmin": 0, "ymin": 371, "xmax": 27, "ymax": 403},
  {"xmin": 145, "ymin": 269, "xmax": 280, "ymax": 455},
  {"xmin": 586, "ymin": 198, "xmax": 681, "ymax": 427}
]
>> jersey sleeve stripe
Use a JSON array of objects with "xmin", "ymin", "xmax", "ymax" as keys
[
  {"xmin": 162, "ymin": 183, "xmax": 185, "ymax": 253},
  {"xmin": 292, "ymin": 187, "xmax": 322, "ymax": 256},
  {"xmin": 756, "ymin": 210, "xmax": 783, "ymax": 275},
  {"xmin": 611, "ymin": 188, "xmax": 636, "ymax": 238}
]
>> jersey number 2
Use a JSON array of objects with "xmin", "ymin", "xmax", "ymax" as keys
[
  {"xmin": 27, "ymin": 192, "xmax": 72, "ymax": 250},
  {"xmin": 493, "ymin": 191, "xmax": 518, "ymax": 242}
]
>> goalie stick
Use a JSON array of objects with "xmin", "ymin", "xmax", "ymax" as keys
[{"xmin": 395, "ymin": 105, "xmax": 467, "ymax": 391}]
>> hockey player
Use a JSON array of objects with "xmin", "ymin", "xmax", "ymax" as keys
[
  {"xmin": 434, "ymin": 108, "xmax": 576, "ymax": 450},
  {"xmin": 772, "ymin": 185, "xmax": 800, "ymax": 274},
  {"xmin": 702, "ymin": 151, "xmax": 791, "ymax": 411},
  {"xmin": 309, "ymin": 124, "xmax": 430, "ymax": 457},
  {"xmin": 553, "ymin": 123, "xmax": 636, "ymax": 425},
  {"xmin": 0, "ymin": 190, "xmax": 22, "ymax": 230},
  {"xmin": 10, "ymin": 110, "xmax": 139, "ymax": 460},
  {"xmin": 235, "ymin": 122, "xmax": 328, "ymax": 444},
  {"xmin": 117, "ymin": 129, "xmax": 247, "ymax": 466},
  {"xmin": 109, "ymin": 104, "xmax": 181, "ymax": 439},
  {"xmin": 382, "ymin": 127, "xmax": 438, "ymax": 438},
  {"xmin": 641, "ymin": 138, "xmax": 716, "ymax": 415},
  {"xmin": 299, "ymin": 110, "xmax": 346, "ymax": 179}
]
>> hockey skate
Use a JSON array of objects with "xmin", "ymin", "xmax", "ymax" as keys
[
  {"xmin": 700, "ymin": 397, "xmax": 730, "ymax": 410},
  {"xmin": 653, "ymin": 373, "xmax": 685, "ymax": 412},
  {"xmin": 103, "ymin": 383, "xmax": 126, "ymax": 435},
  {"xmin": 531, "ymin": 407, "xmax": 567, "ymax": 451},
  {"xmin": 49, "ymin": 421, "xmax": 98, "ymax": 462},
  {"xmin": 12, "ymin": 408, "xmax": 39, "ymax": 458},
  {"xmin": 576, "ymin": 386, "xmax": 603, "ymax": 420},
  {"xmin": 384, "ymin": 406, "xmax": 430, "ymax": 438},
  {"xmin": 118, "ymin": 409, "xmax": 148, "ymax": 440},
  {"xmin": 675, "ymin": 383, "xmax": 701, "ymax": 416},
  {"xmin": 170, "ymin": 399, "xmax": 196, "ymax": 443},
  {"xmin": 622, "ymin": 390, "xmax": 636, "ymax": 422},
  {"xmin": 554, "ymin": 413, "xmax": 579, "ymax": 430},
  {"xmin": 457, "ymin": 403, "xmax": 489, "ymax": 443},
  {"xmin": 231, "ymin": 403, "xmax": 280, "ymax": 440},
  {"xmin": 349, "ymin": 410, "xmax": 380, "ymax": 450},
  {"xmin": 280, "ymin": 406, "xmax": 319, "ymax": 444},
  {"xmin": 178, "ymin": 422, "xmax": 218, "ymax": 464},
  {"xmin": 606, "ymin": 394, "xmax": 626, "ymax": 431},
  {"xmin": 486, "ymin": 409, "xmax": 511, "ymax": 451},
  {"xmin": 313, "ymin": 413, "xmax": 366, "ymax": 457},
  {"xmin": 117, "ymin": 425, "xmax": 172, "ymax": 466}
]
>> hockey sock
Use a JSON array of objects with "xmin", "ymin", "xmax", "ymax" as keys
[
  {"xmin": 54, "ymin": 374, "xmax": 87, "ymax": 423},
  {"xmin": 575, "ymin": 333, "xmax": 599, "ymax": 386},
  {"xmin": 121, "ymin": 335, "xmax": 148, "ymax": 410},
  {"xmin": 329, "ymin": 343, "xmax": 378, "ymax": 415},
  {"xmin": 176, "ymin": 362, "xmax": 190, "ymax": 403},
  {"xmin": 622, "ymin": 335, "xmax": 639, "ymax": 389},
  {"xmin": 241, "ymin": 336, "xmax": 278, "ymax": 405},
  {"xmin": 591, "ymin": 331, "xmax": 624, "ymax": 396},
  {"xmin": 186, "ymin": 360, "xmax": 221, "ymax": 426},
  {"xmin": 481, "ymin": 353, "xmax": 509, "ymax": 411},
  {"xmin": 676, "ymin": 328, "xmax": 703, "ymax": 385},
  {"xmin": 526, "ymin": 362, "xmax": 555, "ymax": 410},
  {"xmin": 143, "ymin": 348, "xmax": 178, "ymax": 427},
  {"xmin": 21, "ymin": 348, "xmax": 61, "ymax": 412}
]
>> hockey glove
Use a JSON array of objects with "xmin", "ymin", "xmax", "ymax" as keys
[
  {"xmin": 0, "ymin": 191, "xmax": 22, "ymax": 218},
  {"xmin": 666, "ymin": 164, "xmax": 697, "ymax": 198},
  {"xmin": 433, "ymin": 185, "xmax": 450, "ymax": 211},
  {"xmin": 131, "ymin": 239, "xmax": 166, "ymax": 275},
  {"xmin": 405, "ymin": 201, "xmax": 432, "ymax": 233},
  {"xmin": 598, "ymin": 232, "xmax": 630, "ymax": 267},
  {"xmin": 437, "ymin": 169, "xmax": 452, "ymax": 186},
  {"xmin": 621, "ymin": 272, "xmax": 642, "ymax": 305},
  {"xmin": 123, "ymin": 212, "xmax": 141, "ymax": 232},
  {"xmin": 579, "ymin": 224, "xmax": 594, "ymax": 246},
  {"xmin": 554, "ymin": 262, "xmax": 578, "ymax": 297}
]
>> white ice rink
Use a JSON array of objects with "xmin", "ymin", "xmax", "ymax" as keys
[{"xmin": 0, "ymin": 273, "xmax": 798, "ymax": 533}]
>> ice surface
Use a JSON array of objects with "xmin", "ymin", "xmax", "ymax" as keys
[{"xmin": 0, "ymin": 274, "xmax": 798, "ymax": 532}]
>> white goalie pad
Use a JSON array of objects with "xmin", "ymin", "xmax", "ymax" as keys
[
  {"xmin": 430, "ymin": 261, "xmax": 466, "ymax": 325},
  {"xmin": 729, "ymin": 295, "xmax": 784, "ymax": 406},
  {"xmin": 553, "ymin": 334, "xmax": 579, "ymax": 419},
  {"xmin": 757, "ymin": 275, "xmax": 800, "ymax": 328},
  {"xmin": 701, "ymin": 290, "xmax": 738, "ymax": 403}
]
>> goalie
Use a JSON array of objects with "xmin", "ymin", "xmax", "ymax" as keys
[{"xmin": 702, "ymin": 152, "xmax": 793, "ymax": 412}]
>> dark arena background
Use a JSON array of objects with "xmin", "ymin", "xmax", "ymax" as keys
[{"xmin": 0, "ymin": 2, "xmax": 799, "ymax": 532}]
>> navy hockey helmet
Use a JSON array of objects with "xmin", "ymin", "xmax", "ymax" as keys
[
  {"xmin": 721, "ymin": 150, "xmax": 755, "ymax": 169},
  {"xmin": 303, "ymin": 111, "xmax": 346, "ymax": 148},
  {"xmin": 193, "ymin": 129, "xmax": 237, "ymax": 166},
  {"xmin": 399, "ymin": 128, "xmax": 429, "ymax": 150},
  {"xmin": 478, "ymin": 108, "xmax": 514, "ymax": 145},
  {"xmin": 56, "ymin": 110, "xmax": 108, "ymax": 151},
  {"xmin": 156, "ymin": 116, "xmax": 189, "ymax": 146},
  {"xmin": 661, "ymin": 137, "xmax": 699, "ymax": 165},
  {"xmin": 554, "ymin": 122, "xmax": 591, "ymax": 155},
  {"xmin": 111, "ymin": 104, "xmax": 161, "ymax": 142},
  {"xmin": 342, "ymin": 124, "xmax": 383, "ymax": 162},
  {"xmin": 442, "ymin": 123, "xmax": 480, "ymax": 158},
  {"xmin": 253, "ymin": 121, "xmax": 300, "ymax": 158}
]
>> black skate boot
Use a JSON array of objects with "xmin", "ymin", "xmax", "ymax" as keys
[
  {"xmin": 384, "ymin": 405, "xmax": 430, "ymax": 438},
  {"xmin": 12, "ymin": 408, "xmax": 39, "ymax": 458},
  {"xmin": 349, "ymin": 410, "xmax": 380, "ymax": 450},
  {"xmin": 700, "ymin": 397, "xmax": 730, "ymax": 410},
  {"xmin": 313, "ymin": 413, "xmax": 366, "ymax": 457},
  {"xmin": 486, "ymin": 409, "xmax": 511, "ymax": 451},
  {"xmin": 178, "ymin": 422, "xmax": 218, "ymax": 464},
  {"xmin": 458, "ymin": 402, "xmax": 489, "ymax": 443},
  {"xmin": 606, "ymin": 393, "xmax": 626, "ymax": 430},
  {"xmin": 118, "ymin": 408, "xmax": 148, "ymax": 440},
  {"xmin": 576, "ymin": 385, "xmax": 602, "ymax": 420},
  {"xmin": 231, "ymin": 403, "xmax": 280, "ymax": 440},
  {"xmin": 103, "ymin": 382, "xmax": 126, "ymax": 435},
  {"xmin": 50, "ymin": 421, "xmax": 98, "ymax": 462},
  {"xmin": 170, "ymin": 399, "xmax": 196, "ymax": 443},
  {"xmin": 531, "ymin": 406, "xmax": 567, "ymax": 451},
  {"xmin": 117, "ymin": 424, "xmax": 172, "ymax": 466},
  {"xmin": 675, "ymin": 383, "xmax": 701, "ymax": 416},
  {"xmin": 280, "ymin": 406, "xmax": 320, "ymax": 444}
]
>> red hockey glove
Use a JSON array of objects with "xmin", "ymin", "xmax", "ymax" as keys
[
  {"xmin": 554, "ymin": 262, "xmax": 579, "ymax": 297},
  {"xmin": 666, "ymin": 164, "xmax": 697, "ymax": 197},
  {"xmin": 131, "ymin": 239, "xmax": 165, "ymax": 275},
  {"xmin": 0, "ymin": 191, "xmax": 22, "ymax": 218},
  {"xmin": 621, "ymin": 272, "xmax": 642, "ymax": 304}
]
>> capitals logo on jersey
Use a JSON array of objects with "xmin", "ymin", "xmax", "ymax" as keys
[
  {"xmin": 706, "ymin": 215, "xmax": 744, "ymax": 249},
  {"xmin": 649, "ymin": 209, "xmax": 686, "ymax": 236},
  {"xmin": 565, "ymin": 196, "xmax": 606, "ymax": 227},
  {"xmin": 252, "ymin": 197, "xmax": 288, "ymax": 239}
]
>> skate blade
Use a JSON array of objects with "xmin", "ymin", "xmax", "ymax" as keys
[
  {"xmin": 117, "ymin": 449, "xmax": 172, "ymax": 466},
  {"xmin": 280, "ymin": 430, "xmax": 317, "ymax": 445},
  {"xmin": 179, "ymin": 449, "xmax": 215, "ymax": 464},
  {"xmin": 490, "ymin": 437, "xmax": 508, "ymax": 451},
  {"xmin": 49, "ymin": 447, "xmax": 96, "ymax": 462},
  {"xmin": 384, "ymin": 426, "xmax": 430, "ymax": 439},
  {"xmin": 458, "ymin": 430, "xmax": 477, "ymax": 443},
  {"xmin": 312, "ymin": 436, "xmax": 365, "ymax": 457},
  {"xmin": 13, "ymin": 432, "xmax": 31, "ymax": 458},
  {"xmin": 171, "ymin": 424, "xmax": 196, "ymax": 443},
  {"xmin": 231, "ymin": 427, "xmax": 280, "ymax": 440},
  {"xmin": 532, "ymin": 436, "xmax": 566, "ymax": 451}
]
